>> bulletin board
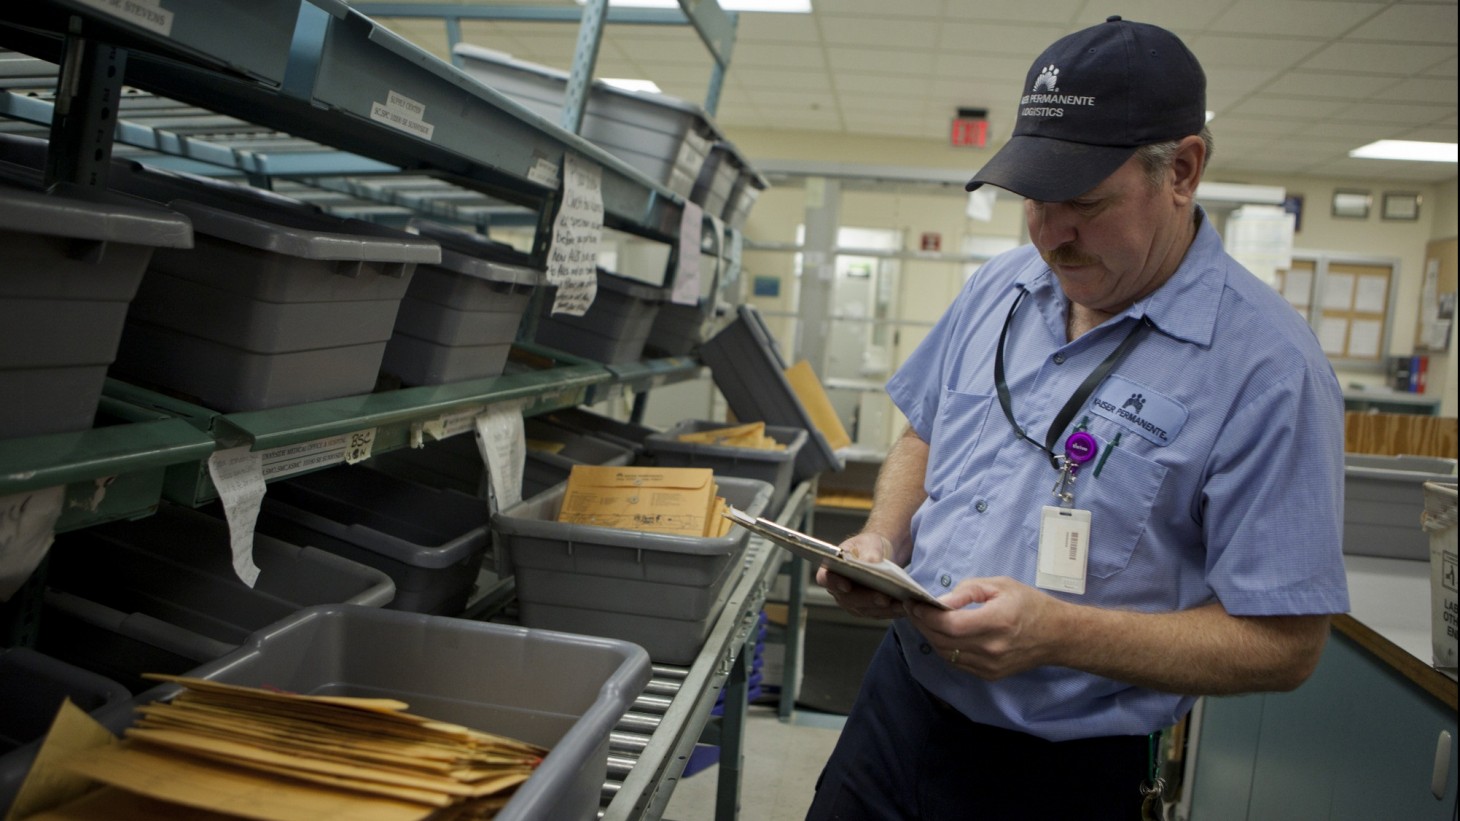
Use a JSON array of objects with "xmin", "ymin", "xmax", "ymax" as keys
[
  {"xmin": 1417, "ymin": 237, "xmax": 1457, "ymax": 352},
  {"xmin": 1317, "ymin": 262, "xmax": 1392, "ymax": 361}
]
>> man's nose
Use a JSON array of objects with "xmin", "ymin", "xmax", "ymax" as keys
[{"xmin": 1032, "ymin": 203, "xmax": 1078, "ymax": 248}]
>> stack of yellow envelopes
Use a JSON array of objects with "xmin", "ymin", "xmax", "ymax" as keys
[
  {"xmin": 674, "ymin": 421, "xmax": 785, "ymax": 451},
  {"xmin": 556, "ymin": 465, "xmax": 733, "ymax": 538}
]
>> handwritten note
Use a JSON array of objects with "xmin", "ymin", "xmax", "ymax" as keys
[
  {"xmin": 671, "ymin": 201, "xmax": 704, "ymax": 306},
  {"xmin": 474, "ymin": 401, "xmax": 527, "ymax": 513},
  {"xmin": 207, "ymin": 447, "xmax": 264, "ymax": 588},
  {"xmin": 546, "ymin": 153, "xmax": 603, "ymax": 317},
  {"xmin": 0, "ymin": 486, "xmax": 64, "ymax": 602}
]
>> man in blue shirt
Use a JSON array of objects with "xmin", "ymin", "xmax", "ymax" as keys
[{"xmin": 807, "ymin": 17, "xmax": 1348, "ymax": 821}]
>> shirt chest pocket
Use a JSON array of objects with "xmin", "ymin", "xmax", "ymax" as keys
[
  {"xmin": 926, "ymin": 389, "xmax": 995, "ymax": 500},
  {"xmin": 1023, "ymin": 442, "xmax": 1168, "ymax": 579}
]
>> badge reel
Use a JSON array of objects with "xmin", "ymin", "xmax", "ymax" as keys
[{"xmin": 1036, "ymin": 431, "xmax": 1096, "ymax": 595}]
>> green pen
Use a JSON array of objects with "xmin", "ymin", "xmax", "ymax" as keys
[{"xmin": 1092, "ymin": 432, "xmax": 1120, "ymax": 478}]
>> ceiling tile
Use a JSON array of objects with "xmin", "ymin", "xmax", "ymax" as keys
[
  {"xmin": 1205, "ymin": 67, "xmax": 1287, "ymax": 98},
  {"xmin": 815, "ymin": 0, "xmax": 945, "ymax": 17},
  {"xmin": 727, "ymin": 67, "xmax": 832, "ymax": 91},
  {"xmin": 834, "ymin": 72, "xmax": 936, "ymax": 96},
  {"xmin": 1300, "ymin": 42, "xmax": 1456, "ymax": 75},
  {"xmin": 933, "ymin": 21, "xmax": 1068, "ymax": 57},
  {"xmin": 1262, "ymin": 71, "xmax": 1397, "ymax": 99},
  {"xmin": 1372, "ymin": 76, "xmax": 1460, "ymax": 105},
  {"xmin": 1329, "ymin": 99, "xmax": 1455, "ymax": 125},
  {"xmin": 819, "ymin": 16, "xmax": 943, "ymax": 48},
  {"xmin": 734, "ymin": 12, "xmax": 823, "ymax": 43},
  {"xmin": 825, "ymin": 46, "xmax": 937, "ymax": 75},
  {"xmin": 1305, "ymin": 120, "xmax": 1411, "ymax": 141},
  {"xmin": 1347, "ymin": 3, "xmax": 1459, "ymax": 44},
  {"xmin": 942, "ymin": 0, "xmax": 1084, "ymax": 24},
  {"xmin": 1227, "ymin": 96, "xmax": 1352, "ymax": 119},
  {"xmin": 1421, "ymin": 55, "xmax": 1458, "ymax": 79},
  {"xmin": 1208, "ymin": 116, "xmax": 1309, "ymax": 137},
  {"xmin": 1073, "ymin": 1, "xmax": 1229, "ymax": 31},
  {"xmin": 1398, "ymin": 124, "xmax": 1460, "ymax": 142},
  {"xmin": 749, "ymin": 89, "xmax": 840, "ymax": 109},
  {"xmin": 1188, "ymin": 35, "xmax": 1327, "ymax": 70},
  {"xmin": 838, "ymin": 93, "xmax": 928, "ymax": 115},
  {"xmin": 725, "ymin": 42, "xmax": 827, "ymax": 68},
  {"xmin": 931, "ymin": 52, "xmax": 1031, "ymax": 83},
  {"xmin": 1207, "ymin": 0, "xmax": 1388, "ymax": 38}
]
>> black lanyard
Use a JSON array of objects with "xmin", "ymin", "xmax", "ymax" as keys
[{"xmin": 994, "ymin": 289, "xmax": 1152, "ymax": 470}]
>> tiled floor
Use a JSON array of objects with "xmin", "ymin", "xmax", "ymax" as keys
[{"xmin": 661, "ymin": 706, "xmax": 846, "ymax": 821}]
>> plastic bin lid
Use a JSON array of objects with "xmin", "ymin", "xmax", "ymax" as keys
[
  {"xmin": 0, "ymin": 174, "xmax": 193, "ymax": 249},
  {"xmin": 408, "ymin": 219, "xmax": 541, "ymax": 288},
  {"xmin": 544, "ymin": 268, "xmax": 668, "ymax": 303}
]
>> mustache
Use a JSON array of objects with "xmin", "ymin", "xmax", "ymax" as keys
[{"xmin": 1041, "ymin": 244, "xmax": 1100, "ymax": 267}]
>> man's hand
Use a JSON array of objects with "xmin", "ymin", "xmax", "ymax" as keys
[
  {"xmin": 906, "ymin": 577, "xmax": 1067, "ymax": 679},
  {"xmin": 816, "ymin": 532, "xmax": 908, "ymax": 620}
]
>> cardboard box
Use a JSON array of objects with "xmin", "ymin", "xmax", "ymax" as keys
[{"xmin": 558, "ymin": 466, "xmax": 718, "ymax": 537}]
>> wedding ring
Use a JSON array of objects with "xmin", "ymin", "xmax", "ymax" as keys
[{"xmin": 949, "ymin": 648, "xmax": 960, "ymax": 664}]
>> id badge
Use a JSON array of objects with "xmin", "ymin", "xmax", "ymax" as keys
[{"xmin": 1036, "ymin": 505, "xmax": 1090, "ymax": 595}]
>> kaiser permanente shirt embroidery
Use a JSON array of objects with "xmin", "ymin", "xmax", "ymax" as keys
[{"xmin": 884, "ymin": 207, "xmax": 1349, "ymax": 743}]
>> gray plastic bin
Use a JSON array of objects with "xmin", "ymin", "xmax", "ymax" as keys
[
  {"xmin": 491, "ymin": 475, "xmax": 773, "ymax": 664},
  {"xmin": 38, "ymin": 504, "xmax": 395, "ymax": 693},
  {"xmin": 106, "ymin": 161, "xmax": 439, "ymax": 411},
  {"xmin": 535, "ymin": 270, "xmax": 666, "ymax": 364},
  {"xmin": 690, "ymin": 142, "xmax": 741, "ymax": 218},
  {"xmin": 524, "ymin": 417, "xmax": 636, "ymax": 499},
  {"xmin": 382, "ymin": 220, "xmax": 540, "ymax": 386},
  {"xmin": 724, "ymin": 164, "xmax": 769, "ymax": 230},
  {"xmin": 1343, "ymin": 454, "xmax": 1458, "ymax": 560},
  {"xmin": 453, "ymin": 44, "xmax": 715, "ymax": 198},
  {"xmin": 644, "ymin": 419, "xmax": 807, "ymax": 519},
  {"xmin": 129, "ymin": 605, "xmax": 650, "ymax": 821},
  {"xmin": 255, "ymin": 465, "xmax": 491, "ymax": 615},
  {"xmin": 539, "ymin": 407, "xmax": 660, "ymax": 457},
  {"xmin": 368, "ymin": 432, "xmax": 488, "ymax": 497},
  {"xmin": 700, "ymin": 305, "xmax": 844, "ymax": 482},
  {"xmin": 0, "ymin": 168, "xmax": 192, "ymax": 438},
  {"xmin": 0, "ymin": 647, "xmax": 133, "ymax": 813}
]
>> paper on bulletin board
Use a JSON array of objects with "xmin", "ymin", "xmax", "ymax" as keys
[
  {"xmin": 207, "ymin": 446, "xmax": 264, "ymax": 588},
  {"xmin": 1323, "ymin": 272, "xmax": 1355, "ymax": 311},
  {"xmin": 1283, "ymin": 268, "xmax": 1313, "ymax": 308},
  {"xmin": 0, "ymin": 485, "xmax": 64, "ymax": 603},
  {"xmin": 546, "ymin": 153, "xmax": 603, "ymax": 317},
  {"xmin": 1318, "ymin": 317, "xmax": 1349, "ymax": 356},
  {"xmin": 475, "ymin": 401, "xmax": 527, "ymax": 512},
  {"xmin": 671, "ymin": 201, "xmax": 704, "ymax": 306},
  {"xmin": 1348, "ymin": 319, "xmax": 1383, "ymax": 359}
]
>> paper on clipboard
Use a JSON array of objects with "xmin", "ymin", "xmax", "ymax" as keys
[{"xmin": 722, "ymin": 507, "xmax": 950, "ymax": 609}]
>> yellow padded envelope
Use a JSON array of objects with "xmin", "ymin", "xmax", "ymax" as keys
[{"xmin": 557, "ymin": 466, "xmax": 719, "ymax": 537}]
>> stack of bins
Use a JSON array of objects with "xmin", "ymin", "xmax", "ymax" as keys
[
  {"xmin": 643, "ymin": 420, "xmax": 808, "ymax": 519},
  {"xmin": 136, "ymin": 605, "xmax": 652, "ymax": 821},
  {"xmin": 37, "ymin": 504, "xmax": 395, "ymax": 694},
  {"xmin": 452, "ymin": 44, "xmax": 715, "ymax": 199},
  {"xmin": 1342, "ymin": 454, "xmax": 1458, "ymax": 560},
  {"xmin": 724, "ymin": 165, "xmax": 769, "ymax": 231},
  {"xmin": 538, "ymin": 407, "xmax": 660, "ymax": 459},
  {"xmin": 690, "ymin": 142, "xmax": 742, "ymax": 218},
  {"xmin": 523, "ymin": 417, "xmax": 635, "ymax": 500},
  {"xmin": 105, "ymin": 161, "xmax": 439, "ymax": 411},
  {"xmin": 367, "ymin": 433, "xmax": 488, "ymax": 498},
  {"xmin": 646, "ymin": 245, "xmax": 723, "ymax": 358},
  {"xmin": 252, "ymin": 464, "xmax": 492, "ymax": 616},
  {"xmin": 381, "ymin": 220, "xmax": 540, "ymax": 386},
  {"xmin": 491, "ymin": 475, "xmax": 773, "ymax": 664},
  {"xmin": 0, "ymin": 165, "xmax": 192, "ymax": 438},
  {"xmin": 534, "ymin": 269, "xmax": 667, "ymax": 364},
  {"xmin": 0, "ymin": 647, "xmax": 131, "ymax": 812}
]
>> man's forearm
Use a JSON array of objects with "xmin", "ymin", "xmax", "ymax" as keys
[
  {"xmin": 1049, "ymin": 599, "xmax": 1330, "ymax": 695},
  {"xmin": 860, "ymin": 426, "xmax": 929, "ymax": 566}
]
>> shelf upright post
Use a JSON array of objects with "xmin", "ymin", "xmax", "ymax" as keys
[
  {"xmin": 562, "ymin": 0, "xmax": 609, "ymax": 135},
  {"xmin": 43, "ymin": 18, "xmax": 126, "ymax": 192}
]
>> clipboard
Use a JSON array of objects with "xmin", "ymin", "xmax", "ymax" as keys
[{"xmin": 722, "ymin": 507, "xmax": 951, "ymax": 609}]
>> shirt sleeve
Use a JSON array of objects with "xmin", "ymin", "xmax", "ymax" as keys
[{"xmin": 1200, "ymin": 361, "xmax": 1350, "ymax": 616}]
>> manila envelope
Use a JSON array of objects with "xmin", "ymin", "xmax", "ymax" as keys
[{"xmin": 557, "ymin": 466, "xmax": 717, "ymax": 537}]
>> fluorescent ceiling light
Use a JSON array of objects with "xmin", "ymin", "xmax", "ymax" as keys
[
  {"xmin": 1205, "ymin": 110, "xmax": 1214, "ymax": 123},
  {"xmin": 1348, "ymin": 140, "xmax": 1458, "ymax": 163},
  {"xmin": 578, "ymin": 0, "xmax": 811, "ymax": 11},
  {"xmin": 602, "ymin": 78, "xmax": 662, "ymax": 93}
]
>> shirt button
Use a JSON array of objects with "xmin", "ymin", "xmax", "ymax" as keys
[
  {"xmin": 919, "ymin": 642, "xmax": 932, "ymax": 655},
  {"xmin": 1053, "ymin": 353, "xmax": 1066, "ymax": 365},
  {"xmin": 939, "ymin": 574, "xmax": 952, "ymax": 588},
  {"xmin": 975, "ymin": 500, "xmax": 989, "ymax": 513}
]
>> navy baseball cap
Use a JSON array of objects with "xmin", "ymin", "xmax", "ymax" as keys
[{"xmin": 965, "ymin": 16, "xmax": 1207, "ymax": 202}]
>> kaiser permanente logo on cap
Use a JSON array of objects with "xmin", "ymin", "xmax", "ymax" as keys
[{"xmin": 1020, "ymin": 63, "xmax": 1097, "ymax": 120}]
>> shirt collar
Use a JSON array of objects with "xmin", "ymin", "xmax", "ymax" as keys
[{"xmin": 1011, "ymin": 206, "xmax": 1226, "ymax": 347}]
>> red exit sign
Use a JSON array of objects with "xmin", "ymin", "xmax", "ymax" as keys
[{"xmin": 950, "ymin": 117, "xmax": 987, "ymax": 148}]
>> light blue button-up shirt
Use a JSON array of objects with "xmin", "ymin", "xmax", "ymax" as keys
[{"xmin": 885, "ymin": 209, "xmax": 1349, "ymax": 742}]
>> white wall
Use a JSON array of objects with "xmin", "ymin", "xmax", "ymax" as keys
[{"xmin": 730, "ymin": 126, "xmax": 1459, "ymax": 419}]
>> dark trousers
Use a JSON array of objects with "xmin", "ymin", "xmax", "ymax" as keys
[{"xmin": 805, "ymin": 628, "xmax": 1149, "ymax": 821}]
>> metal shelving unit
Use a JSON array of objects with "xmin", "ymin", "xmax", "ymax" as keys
[{"xmin": 0, "ymin": 4, "xmax": 786, "ymax": 820}]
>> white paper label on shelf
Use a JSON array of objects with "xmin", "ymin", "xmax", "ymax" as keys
[
  {"xmin": 256, "ymin": 434, "xmax": 351, "ymax": 480},
  {"xmin": 527, "ymin": 152, "xmax": 561, "ymax": 189},
  {"xmin": 671, "ymin": 201, "xmax": 704, "ymax": 306},
  {"xmin": 207, "ymin": 447, "xmax": 264, "ymax": 588},
  {"xmin": 420, "ymin": 405, "xmax": 485, "ymax": 443},
  {"xmin": 73, "ymin": 0, "xmax": 174, "ymax": 36},
  {"xmin": 0, "ymin": 486, "xmax": 65, "ymax": 603},
  {"xmin": 343, "ymin": 428, "xmax": 377, "ymax": 465},
  {"xmin": 370, "ymin": 91, "xmax": 436, "ymax": 140},
  {"xmin": 475, "ymin": 401, "xmax": 527, "ymax": 512},
  {"xmin": 545, "ymin": 152, "xmax": 603, "ymax": 317}
]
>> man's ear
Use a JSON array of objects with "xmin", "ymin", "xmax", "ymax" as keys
[{"xmin": 1169, "ymin": 134, "xmax": 1206, "ymax": 204}]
